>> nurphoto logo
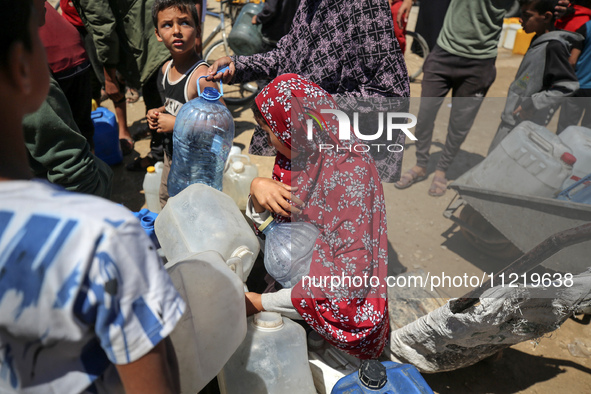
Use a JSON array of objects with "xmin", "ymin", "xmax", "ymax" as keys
[{"xmin": 305, "ymin": 108, "xmax": 417, "ymax": 153}]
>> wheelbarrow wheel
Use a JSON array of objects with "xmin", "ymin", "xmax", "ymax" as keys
[{"xmin": 459, "ymin": 205, "xmax": 523, "ymax": 260}]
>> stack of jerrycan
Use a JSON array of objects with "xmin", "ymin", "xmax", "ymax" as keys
[
  {"xmin": 222, "ymin": 150, "xmax": 259, "ymax": 211},
  {"xmin": 456, "ymin": 121, "xmax": 576, "ymax": 197},
  {"xmin": 155, "ymin": 184, "xmax": 260, "ymax": 393},
  {"xmin": 218, "ymin": 312, "xmax": 316, "ymax": 393}
]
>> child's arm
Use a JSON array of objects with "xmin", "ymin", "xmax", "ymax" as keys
[
  {"xmin": 191, "ymin": 64, "xmax": 227, "ymax": 106},
  {"xmin": 517, "ymin": 40, "xmax": 579, "ymax": 118}
]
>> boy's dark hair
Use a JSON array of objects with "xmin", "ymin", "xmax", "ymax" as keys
[
  {"xmin": 0, "ymin": 0, "xmax": 33, "ymax": 68},
  {"xmin": 519, "ymin": 0, "xmax": 560, "ymax": 20},
  {"xmin": 152, "ymin": 0, "xmax": 200, "ymax": 29}
]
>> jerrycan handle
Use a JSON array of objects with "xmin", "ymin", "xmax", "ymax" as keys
[
  {"xmin": 197, "ymin": 66, "xmax": 229, "ymax": 98},
  {"xmin": 527, "ymin": 129, "xmax": 553, "ymax": 154}
]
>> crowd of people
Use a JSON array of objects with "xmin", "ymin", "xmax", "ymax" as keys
[{"xmin": 0, "ymin": 0, "xmax": 588, "ymax": 391}]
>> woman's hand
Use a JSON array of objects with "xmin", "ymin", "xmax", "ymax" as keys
[
  {"xmin": 555, "ymin": 0, "xmax": 570, "ymax": 18},
  {"xmin": 397, "ymin": 0, "xmax": 413, "ymax": 29},
  {"xmin": 207, "ymin": 57, "xmax": 235, "ymax": 84},
  {"xmin": 250, "ymin": 177, "xmax": 303, "ymax": 217},
  {"xmin": 245, "ymin": 292, "xmax": 263, "ymax": 316},
  {"xmin": 156, "ymin": 113, "xmax": 175, "ymax": 134}
]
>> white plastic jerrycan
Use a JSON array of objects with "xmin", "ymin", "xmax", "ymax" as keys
[
  {"xmin": 218, "ymin": 312, "xmax": 316, "ymax": 394},
  {"xmin": 458, "ymin": 121, "xmax": 575, "ymax": 197},
  {"xmin": 143, "ymin": 162, "xmax": 164, "ymax": 213},
  {"xmin": 155, "ymin": 183, "xmax": 259, "ymax": 282},
  {"xmin": 165, "ymin": 251, "xmax": 247, "ymax": 394},
  {"xmin": 223, "ymin": 154, "xmax": 259, "ymax": 211},
  {"xmin": 559, "ymin": 126, "xmax": 591, "ymax": 189}
]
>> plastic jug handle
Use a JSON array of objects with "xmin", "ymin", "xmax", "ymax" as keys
[
  {"xmin": 197, "ymin": 66, "xmax": 229, "ymax": 98},
  {"xmin": 528, "ymin": 130, "xmax": 553, "ymax": 154},
  {"xmin": 91, "ymin": 111, "xmax": 103, "ymax": 120}
]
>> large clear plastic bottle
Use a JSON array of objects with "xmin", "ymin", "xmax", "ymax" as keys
[
  {"xmin": 168, "ymin": 79, "xmax": 234, "ymax": 197},
  {"xmin": 259, "ymin": 217, "xmax": 319, "ymax": 288}
]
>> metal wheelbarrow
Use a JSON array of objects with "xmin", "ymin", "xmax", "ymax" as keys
[{"xmin": 444, "ymin": 173, "xmax": 591, "ymax": 275}]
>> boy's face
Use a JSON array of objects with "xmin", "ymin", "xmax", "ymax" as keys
[
  {"xmin": 520, "ymin": 4, "xmax": 552, "ymax": 34},
  {"xmin": 155, "ymin": 7, "xmax": 198, "ymax": 54}
]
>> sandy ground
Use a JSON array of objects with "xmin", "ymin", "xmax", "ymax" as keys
[{"xmin": 95, "ymin": 3, "xmax": 591, "ymax": 393}]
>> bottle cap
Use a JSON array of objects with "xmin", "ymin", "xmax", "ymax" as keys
[
  {"xmin": 258, "ymin": 216, "xmax": 274, "ymax": 232},
  {"xmin": 229, "ymin": 146, "xmax": 242, "ymax": 156},
  {"xmin": 253, "ymin": 312, "xmax": 283, "ymax": 329},
  {"xmin": 358, "ymin": 360, "xmax": 387, "ymax": 390},
  {"xmin": 147, "ymin": 166, "xmax": 156, "ymax": 173},
  {"xmin": 201, "ymin": 87, "xmax": 222, "ymax": 101},
  {"xmin": 561, "ymin": 152, "xmax": 577, "ymax": 166},
  {"xmin": 232, "ymin": 161, "xmax": 245, "ymax": 173}
]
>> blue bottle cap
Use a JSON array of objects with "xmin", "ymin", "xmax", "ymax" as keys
[{"xmin": 201, "ymin": 87, "xmax": 222, "ymax": 101}]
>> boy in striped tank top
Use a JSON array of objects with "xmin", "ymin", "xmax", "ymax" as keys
[{"xmin": 147, "ymin": 0, "xmax": 223, "ymax": 207}]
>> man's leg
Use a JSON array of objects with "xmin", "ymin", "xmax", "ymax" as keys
[
  {"xmin": 434, "ymin": 56, "xmax": 496, "ymax": 173},
  {"xmin": 557, "ymin": 93, "xmax": 585, "ymax": 135},
  {"xmin": 413, "ymin": 46, "xmax": 452, "ymax": 169}
]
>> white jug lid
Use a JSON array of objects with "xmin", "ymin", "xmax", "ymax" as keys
[
  {"xmin": 232, "ymin": 161, "xmax": 245, "ymax": 173},
  {"xmin": 229, "ymin": 146, "xmax": 242, "ymax": 156},
  {"xmin": 253, "ymin": 311, "xmax": 284, "ymax": 330}
]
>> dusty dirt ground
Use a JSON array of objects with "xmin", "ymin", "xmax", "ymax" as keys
[{"xmin": 96, "ymin": 4, "xmax": 591, "ymax": 393}]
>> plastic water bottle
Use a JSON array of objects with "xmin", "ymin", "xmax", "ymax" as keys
[
  {"xmin": 259, "ymin": 217, "xmax": 319, "ymax": 288},
  {"xmin": 168, "ymin": 73, "xmax": 234, "ymax": 197},
  {"xmin": 331, "ymin": 360, "xmax": 434, "ymax": 394},
  {"xmin": 143, "ymin": 163, "xmax": 163, "ymax": 213}
]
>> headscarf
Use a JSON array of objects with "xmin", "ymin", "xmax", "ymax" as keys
[{"xmin": 255, "ymin": 74, "xmax": 389, "ymax": 359}]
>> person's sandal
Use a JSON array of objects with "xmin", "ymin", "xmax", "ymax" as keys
[
  {"xmin": 428, "ymin": 176, "xmax": 448, "ymax": 197},
  {"xmin": 395, "ymin": 168, "xmax": 427, "ymax": 189}
]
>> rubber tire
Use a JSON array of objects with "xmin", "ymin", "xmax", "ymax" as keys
[
  {"xmin": 459, "ymin": 205, "xmax": 523, "ymax": 260},
  {"xmin": 404, "ymin": 31, "xmax": 429, "ymax": 83}
]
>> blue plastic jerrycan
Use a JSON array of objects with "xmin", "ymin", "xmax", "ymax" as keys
[
  {"xmin": 132, "ymin": 209, "xmax": 160, "ymax": 249},
  {"xmin": 331, "ymin": 360, "xmax": 433, "ymax": 394},
  {"xmin": 92, "ymin": 107, "xmax": 122, "ymax": 166}
]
